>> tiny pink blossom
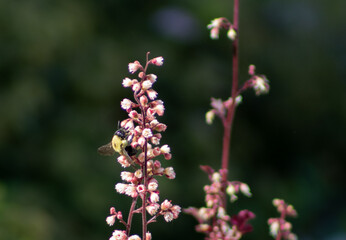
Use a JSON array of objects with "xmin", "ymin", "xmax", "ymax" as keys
[
  {"xmin": 227, "ymin": 27, "xmax": 237, "ymax": 40},
  {"xmin": 132, "ymin": 82, "xmax": 141, "ymax": 92},
  {"xmin": 171, "ymin": 205, "xmax": 181, "ymax": 219},
  {"xmin": 146, "ymin": 203, "xmax": 160, "ymax": 215},
  {"xmin": 129, "ymin": 110, "xmax": 139, "ymax": 119},
  {"xmin": 160, "ymin": 144, "xmax": 170, "ymax": 154},
  {"xmin": 122, "ymin": 77, "xmax": 133, "ymax": 87},
  {"xmin": 128, "ymin": 235, "xmax": 141, "ymax": 240},
  {"xmin": 161, "ymin": 199, "xmax": 172, "ymax": 210},
  {"xmin": 148, "ymin": 179, "xmax": 158, "ymax": 191},
  {"xmin": 164, "ymin": 167, "xmax": 176, "ymax": 179},
  {"xmin": 134, "ymin": 169, "xmax": 143, "ymax": 179},
  {"xmin": 121, "ymin": 171, "xmax": 134, "ymax": 182},
  {"xmin": 164, "ymin": 212, "xmax": 174, "ymax": 222},
  {"xmin": 142, "ymin": 80, "xmax": 152, "ymax": 90},
  {"xmin": 154, "ymin": 104, "xmax": 165, "ymax": 116},
  {"xmin": 210, "ymin": 27, "xmax": 220, "ymax": 39},
  {"xmin": 111, "ymin": 230, "xmax": 127, "ymax": 240},
  {"xmin": 106, "ymin": 215, "xmax": 116, "ymax": 226},
  {"xmin": 125, "ymin": 184, "xmax": 138, "ymax": 198},
  {"xmin": 206, "ymin": 110, "xmax": 215, "ymax": 125},
  {"xmin": 142, "ymin": 128, "xmax": 153, "ymax": 138},
  {"xmin": 147, "ymin": 89, "xmax": 158, "ymax": 100},
  {"xmin": 117, "ymin": 155, "xmax": 131, "ymax": 168},
  {"xmin": 150, "ymin": 192, "xmax": 160, "ymax": 203},
  {"xmin": 248, "ymin": 64, "xmax": 256, "ymax": 75},
  {"xmin": 207, "ymin": 18, "xmax": 223, "ymax": 29},
  {"xmin": 121, "ymin": 98, "xmax": 133, "ymax": 110},
  {"xmin": 128, "ymin": 61, "xmax": 142, "ymax": 74},
  {"xmin": 110, "ymin": 207, "xmax": 116, "ymax": 215},
  {"xmin": 140, "ymin": 95, "xmax": 148, "ymax": 106},
  {"xmin": 146, "ymin": 74, "xmax": 157, "ymax": 83},
  {"xmin": 115, "ymin": 183, "xmax": 127, "ymax": 194},
  {"xmin": 146, "ymin": 232, "xmax": 152, "ymax": 240},
  {"xmin": 137, "ymin": 184, "xmax": 146, "ymax": 194},
  {"xmin": 151, "ymin": 56, "xmax": 164, "ymax": 66}
]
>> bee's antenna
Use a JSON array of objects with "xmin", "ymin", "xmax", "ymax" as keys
[{"xmin": 117, "ymin": 121, "xmax": 120, "ymax": 129}]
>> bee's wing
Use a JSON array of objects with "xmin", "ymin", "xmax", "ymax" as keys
[{"xmin": 97, "ymin": 142, "xmax": 115, "ymax": 156}]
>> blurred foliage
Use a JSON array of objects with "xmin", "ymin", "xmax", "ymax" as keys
[{"xmin": 1, "ymin": 0, "xmax": 345, "ymax": 240}]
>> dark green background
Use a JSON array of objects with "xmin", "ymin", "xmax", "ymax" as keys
[{"xmin": 1, "ymin": 0, "xmax": 345, "ymax": 239}]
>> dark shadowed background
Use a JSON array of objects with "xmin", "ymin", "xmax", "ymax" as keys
[{"xmin": 1, "ymin": 0, "xmax": 345, "ymax": 240}]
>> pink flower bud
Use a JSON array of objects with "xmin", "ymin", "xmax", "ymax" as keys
[
  {"xmin": 248, "ymin": 64, "xmax": 256, "ymax": 75},
  {"xmin": 227, "ymin": 27, "xmax": 237, "ymax": 40},
  {"xmin": 140, "ymin": 95, "xmax": 148, "ymax": 106},
  {"xmin": 129, "ymin": 110, "xmax": 139, "ymax": 119},
  {"xmin": 151, "ymin": 56, "xmax": 164, "ymax": 66},
  {"xmin": 110, "ymin": 207, "xmax": 116, "ymax": 215}
]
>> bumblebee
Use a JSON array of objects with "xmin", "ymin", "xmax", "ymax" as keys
[{"xmin": 98, "ymin": 128, "xmax": 137, "ymax": 165}]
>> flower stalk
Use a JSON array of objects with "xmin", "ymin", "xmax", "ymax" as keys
[{"xmin": 103, "ymin": 53, "xmax": 180, "ymax": 240}]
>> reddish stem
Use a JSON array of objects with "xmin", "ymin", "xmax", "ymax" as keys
[{"xmin": 221, "ymin": 0, "xmax": 239, "ymax": 208}]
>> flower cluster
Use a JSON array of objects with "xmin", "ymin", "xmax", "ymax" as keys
[
  {"xmin": 184, "ymin": 166, "xmax": 255, "ymax": 240},
  {"xmin": 207, "ymin": 17, "xmax": 237, "ymax": 40},
  {"xmin": 268, "ymin": 199, "xmax": 298, "ymax": 240},
  {"xmin": 105, "ymin": 53, "xmax": 180, "ymax": 240},
  {"xmin": 245, "ymin": 64, "xmax": 270, "ymax": 96}
]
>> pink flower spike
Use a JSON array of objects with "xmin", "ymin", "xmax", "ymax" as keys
[{"xmin": 151, "ymin": 56, "xmax": 164, "ymax": 66}]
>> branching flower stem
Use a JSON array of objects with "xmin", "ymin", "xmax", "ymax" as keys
[{"xmin": 221, "ymin": 0, "xmax": 239, "ymax": 208}]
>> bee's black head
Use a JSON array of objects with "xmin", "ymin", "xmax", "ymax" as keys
[{"xmin": 114, "ymin": 128, "xmax": 127, "ymax": 139}]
